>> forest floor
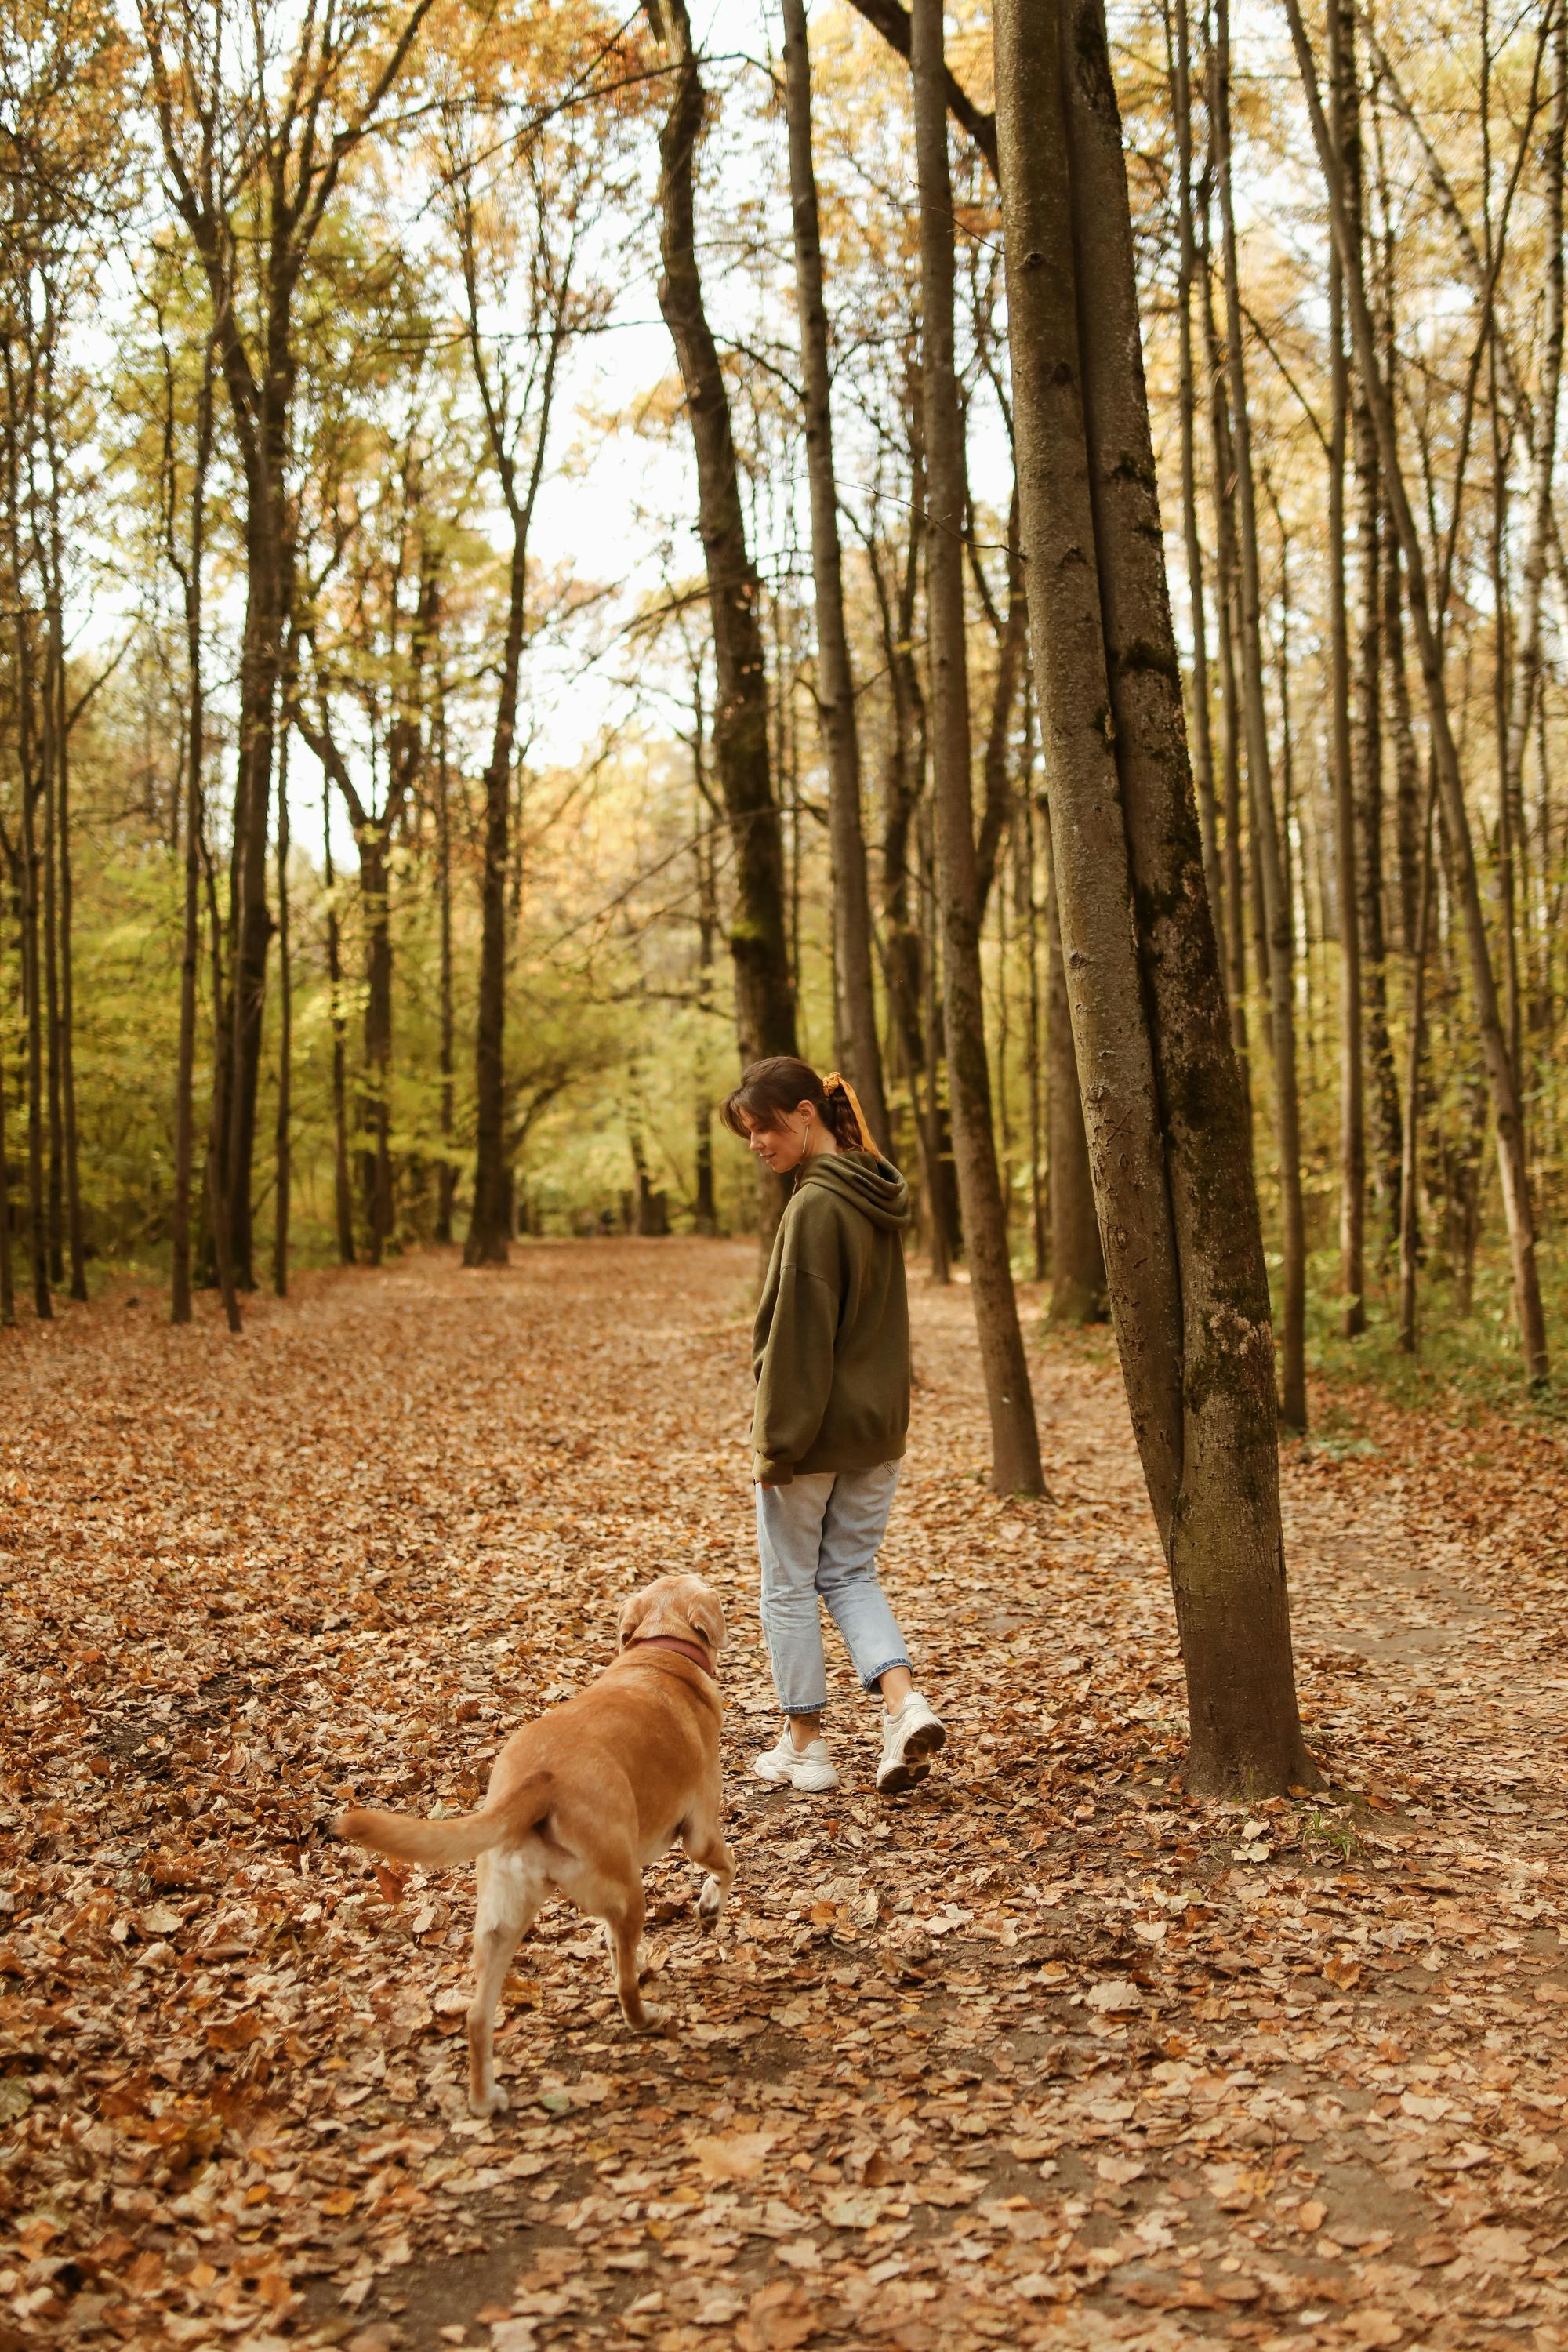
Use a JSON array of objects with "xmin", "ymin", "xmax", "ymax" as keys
[{"xmin": 2, "ymin": 1240, "xmax": 1567, "ymax": 2352}]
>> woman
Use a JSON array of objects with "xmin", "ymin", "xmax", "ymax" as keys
[{"xmin": 720, "ymin": 1055, "xmax": 946, "ymax": 1796}]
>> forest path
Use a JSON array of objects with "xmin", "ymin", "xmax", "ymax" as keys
[{"xmin": 2, "ymin": 1239, "xmax": 1566, "ymax": 2352}]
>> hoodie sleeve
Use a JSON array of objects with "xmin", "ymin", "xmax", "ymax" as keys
[{"xmin": 752, "ymin": 1254, "xmax": 840, "ymax": 1486}]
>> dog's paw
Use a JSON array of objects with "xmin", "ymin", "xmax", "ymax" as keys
[
  {"xmin": 468, "ymin": 2082, "xmax": 510, "ymax": 2119},
  {"xmin": 623, "ymin": 2000, "xmax": 663, "ymax": 2034},
  {"xmin": 697, "ymin": 1874, "xmax": 726, "ymax": 1926}
]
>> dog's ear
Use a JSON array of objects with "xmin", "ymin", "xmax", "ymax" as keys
[
  {"xmin": 618, "ymin": 1586, "xmax": 654, "ymax": 1646},
  {"xmin": 686, "ymin": 1585, "xmax": 726, "ymax": 1657}
]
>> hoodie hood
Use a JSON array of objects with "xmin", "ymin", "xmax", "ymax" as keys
[{"xmin": 794, "ymin": 1148, "xmax": 910, "ymax": 1234}]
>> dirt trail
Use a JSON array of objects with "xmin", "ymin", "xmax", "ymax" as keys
[{"xmin": 1, "ymin": 1240, "xmax": 1566, "ymax": 2351}]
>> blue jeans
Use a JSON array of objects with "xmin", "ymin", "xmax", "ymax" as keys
[{"xmin": 756, "ymin": 1463, "xmax": 909, "ymax": 1715}]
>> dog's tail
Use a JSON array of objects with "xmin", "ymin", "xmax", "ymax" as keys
[{"xmin": 334, "ymin": 1769, "xmax": 554, "ymax": 1870}]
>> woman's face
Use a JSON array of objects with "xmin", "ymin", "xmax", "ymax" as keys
[{"xmin": 742, "ymin": 1102, "xmax": 817, "ymax": 1174}]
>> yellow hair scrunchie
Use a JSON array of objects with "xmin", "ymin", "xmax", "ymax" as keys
[{"xmin": 823, "ymin": 1070, "xmax": 879, "ymax": 1155}]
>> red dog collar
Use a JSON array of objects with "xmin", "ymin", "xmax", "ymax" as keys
[{"xmin": 625, "ymin": 1634, "xmax": 717, "ymax": 1679}]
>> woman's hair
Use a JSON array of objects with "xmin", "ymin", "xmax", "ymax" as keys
[{"xmin": 720, "ymin": 1057, "xmax": 866, "ymax": 1150}]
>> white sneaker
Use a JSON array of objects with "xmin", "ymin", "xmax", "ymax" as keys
[
  {"xmin": 877, "ymin": 1693, "xmax": 946, "ymax": 1794},
  {"xmin": 753, "ymin": 1728, "xmax": 840, "ymax": 1794}
]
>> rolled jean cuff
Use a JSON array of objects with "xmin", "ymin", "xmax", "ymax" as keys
[
  {"xmin": 860, "ymin": 1654, "xmax": 909, "ymax": 1693},
  {"xmin": 780, "ymin": 1698, "xmax": 828, "ymax": 1717}
]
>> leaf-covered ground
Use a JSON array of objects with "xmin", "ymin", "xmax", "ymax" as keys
[{"xmin": 2, "ymin": 1240, "xmax": 1566, "ymax": 2352}]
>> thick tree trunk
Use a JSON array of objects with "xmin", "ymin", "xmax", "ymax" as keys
[
  {"xmin": 912, "ymin": 0, "xmax": 1044, "ymax": 1494},
  {"xmin": 1284, "ymin": 0, "xmax": 1550, "ymax": 1384},
  {"xmin": 996, "ymin": 0, "xmax": 1317, "ymax": 1793},
  {"xmin": 647, "ymin": 0, "xmax": 797, "ymax": 1074},
  {"xmin": 1214, "ymin": 0, "xmax": 1308, "ymax": 1432},
  {"xmin": 1045, "ymin": 824, "xmax": 1106, "ymax": 1324},
  {"xmin": 781, "ymin": 0, "xmax": 888, "ymax": 1147}
]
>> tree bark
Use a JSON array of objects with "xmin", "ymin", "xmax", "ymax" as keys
[
  {"xmin": 1200, "ymin": 232, "xmax": 1250, "ymax": 1080},
  {"xmin": 323, "ymin": 790, "xmax": 355, "ymax": 1268},
  {"xmin": 996, "ymin": 0, "xmax": 1318, "ymax": 1792},
  {"xmin": 1214, "ymin": 0, "xmax": 1308, "ymax": 1431},
  {"xmin": 272, "ymin": 728, "xmax": 291, "ymax": 1298},
  {"xmin": 646, "ymin": 0, "xmax": 797, "ymax": 1077},
  {"xmin": 1327, "ymin": 0, "xmax": 1364, "ymax": 1338},
  {"xmin": 170, "ymin": 333, "xmax": 214, "ymax": 1327},
  {"xmin": 1169, "ymin": 0, "xmax": 1225, "ymax": 974},
  {"xmin": 435, "ymin": 684, "xmax": 456, "ymax": 1247},
  {"xmin": 1284, "ymin": 0, "xmax": 1550, "ymax": 1384},
  {"xmin": 0, "ymin": 972, "xmax": 12, "ymax": 1328},
  {"xmin": 39, "ymin": 387, "xmax": 82, "ymax": 1301},
  {"xmin": 912, "ymin": 0, "xmax": 1044, "ymax": 1494},
  {"xmin": 1502, "ymin": 0, "xmax": 1566, "ymax": 1061},
  {"xmin": 781, "ymin": 0, "xmax": 888, "ymax": 1148},
  {"xmin": 1045, "ymin": 822, "xmax": 1106, "ymax": 1323},
  {"xmin": 1399, "ymin": 774, "xmax": 1438, "ymax": 1353}
]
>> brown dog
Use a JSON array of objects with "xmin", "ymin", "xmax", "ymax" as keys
[{"xmin": 335, "ymin": 1572, "xmax": 735, "ymax": 2117}]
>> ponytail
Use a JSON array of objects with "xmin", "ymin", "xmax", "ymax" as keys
[{"xmin": 720, "ymin": 1056, "xmax": 880, "ymax": 1154}]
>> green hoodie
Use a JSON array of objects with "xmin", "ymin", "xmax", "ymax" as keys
[{"xmin": 751, "ymin": 1149, "xmax": 912, "ymax": 1486}]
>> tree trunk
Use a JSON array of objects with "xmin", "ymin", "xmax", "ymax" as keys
[
  {"xmin": 781, "ymin": 0, "xmax": 888, "ymax": 1147},
  {"xmin": 223, "ymin": 429, "xmax": 287, "ymax": 1292},
  {"xmin": 0, "ymin": 977, "xmax": 12, "ymax": 1329},
  {"xmin": 42, "ymin": 623, "xmax": 64, "ymax": 1292},
  {"xmin": 1284, "ymin": 0, "xmax": 1550, "ymax": 1384},
  {"xmin": 16, "ymin": 659, "xmax": 49, "ymax": 1321},
  {"xmin": 1214, "ymin": 0, "xmax": 1308, "ymax": 1431},
  {"xmin": 1341, "ymin": 0, "xmax": 1403, "ymax": 1246},
  {"xmin": 996, "ymin": 0, "xmax": 1318, "ymax": 1793},
  {"xmin": 647, "ymin": 0, "xmax": 797, "ymax": 1080},
  {"xmin": 1022, "ymin": 779, "xmax": 1047, "ymax": 1282},
  {"xmin": 358, "ymin": 830, "xmax": 394, "ymax": 1266},
  {"xmin": 1385, "ymin": 506, "xmax": 1424, "ymax": 952},
  {"xmin": 1200, "ymin": 235, "xmax": 1251, "ymax": 1079},
  {"xmin": 199, "ymin": 812, "xmax": 242, "ymax": 1334},
  {"xmin": 464, "ymin": 543, "xmax": 521, "ymax": 1267},
  {"xmin": 1327, "ymin": 0, "xmax": 1364, "ymax": 1338},
  {"xmin": 1502, "ymin": 0, "xmax": 1566, "ymax": 1064},
  {"xmin": 1045, "ymin": 821, "xmax": 1106, "ymax": 1323},
  {"xmin": 1170, "ymin": 0, "xmax": 1226, "ymax": 971},
  {"xmin": 170, "ymin": 340, "xmax": 214, "ymax": 1328},
  {"xmin": 324, "ymin": 791, "xmax": 355, "ymax": 1269},
  {"xmin": 867, "ymin": 476, "xmax": 947, "ymax": 1263},
  {"xmin": 694, "ymin": 763, "xmax": 720, "ymax": 1236},
  {"xmin": 435, "ymin": 686, "xmax": 456, "ymax": 1246},
  {"xmin": 1399, "ymin": 773, "xmax": 1438, "ymax": 1353},
  {"xmin": 911, "ymin": 0, "xmax": 1044, "ymax": 1494},
  {"xmin": 272, "ymin": 730, "xmax": 291, "ymax": 1298},
  {"xmin": 38, "ymin": 386, "xmax": 84, "ymax": 1305}
]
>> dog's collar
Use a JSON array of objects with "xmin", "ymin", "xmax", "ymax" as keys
[{"xmin": 624, "ymin": 1634, "xmax": 717, "ymax": 1680}]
